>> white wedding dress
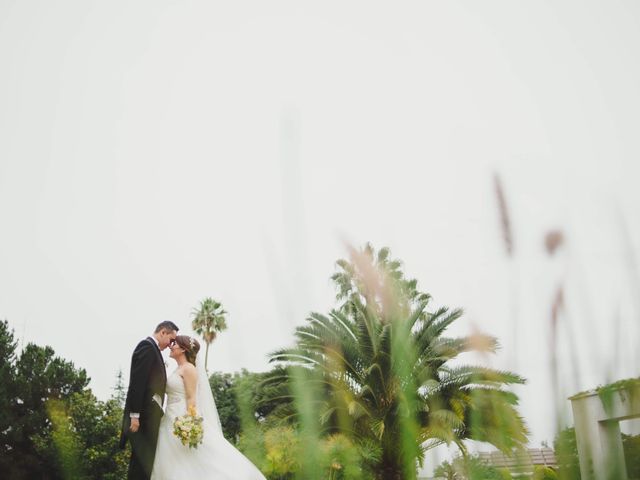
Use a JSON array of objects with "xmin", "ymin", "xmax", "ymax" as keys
[{"xmin": 151, "ymin": 356, "xmax": 266, "ymax": 480}]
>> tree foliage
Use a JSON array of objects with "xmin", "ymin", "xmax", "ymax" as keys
[
  {"xmin": 0, "ymin": 320, "xmax": 18, "ymax": 476},
  {"xmin": 209, "ymin": 371, "xmax": 242, "ymax": 442},
  {"xmin": 269, "ymin": 244, "xmax": 528, "ymax": 478},
  {"xmin": 10, "ymin": 342, "xmax": 89, "ymax": 478},
  {"xmin": 0, "ymin": 320, "xmax": 127, "ymax": 479},
  {"xmin": 434, "ymin": 455, "xmax": 513, "ymax": 480},
  {"xmin": 554, "ymin": 427, "xmax": 581, "ymax": 480},
  {"xmin": 209, "ymin": 367, "xmax": 291, "ymax": 444},
  {"xmin": 192, "ymin": 297, "xmax": 228, "ymax": 371}
]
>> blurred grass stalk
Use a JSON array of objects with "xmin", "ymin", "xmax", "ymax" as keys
[
  {"xmin": 389, "ymin": 294, "xmax": 421, "ymax": 480},
  {"xmin": 47, "ymin": 398, "xmax": 84, "ymax": 479},
  {"xmin": 290, "ymin": 365, "xmax": 324, "ymax": 479},
  {"xmin": 493, "ymin": 173, "xmax": 519, "ymax": 371}
]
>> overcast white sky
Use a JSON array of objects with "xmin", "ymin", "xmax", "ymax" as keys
[{"xmin": 1, "ymin": 0, "xmax": 639, "ymax": 459}]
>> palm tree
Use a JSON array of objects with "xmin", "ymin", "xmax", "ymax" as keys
[
  {"xmin": 269, "ymin": 244, "xmax": 528, "ymax": 479},
  {"xmin": 191, "ymin": 297, "xmax": 228, "ymax": 371}
]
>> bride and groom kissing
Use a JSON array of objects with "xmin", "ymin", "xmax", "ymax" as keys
[{"xmin": 120, "ymin": 321, "xmax": 266, "ymax": 480}]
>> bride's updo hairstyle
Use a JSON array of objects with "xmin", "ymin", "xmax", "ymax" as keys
[{"xmin": 175, "ymin": 335, "xmax": 201, "ymax": 366}]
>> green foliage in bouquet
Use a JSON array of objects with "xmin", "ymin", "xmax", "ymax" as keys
[{"xmin": 173, "ymin": 406, "xmax": 204, "ymax": 449}]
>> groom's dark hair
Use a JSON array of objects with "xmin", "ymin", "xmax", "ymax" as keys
[{"xmin": 155, "ymin": 321, "xmax": 179, "ymax": 333}]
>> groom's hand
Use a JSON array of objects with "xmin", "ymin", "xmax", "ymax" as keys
[{"xmin": 129, "ymin": 417, "xmax": 140, "ymax": 433}]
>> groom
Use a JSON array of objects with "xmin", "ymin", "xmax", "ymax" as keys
[{"xmin": 120, "ymin": 321, "xmax": 179, "ymax": 480}]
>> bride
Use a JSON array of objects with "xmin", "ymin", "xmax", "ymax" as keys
[{"xmin": 151, "ymin": 335, "xmax": 266, "ymax": 479}]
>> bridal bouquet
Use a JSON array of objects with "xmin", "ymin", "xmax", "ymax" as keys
[{"xmin": 173, "ymin": 406, "xmax": 204, "ymax": 449}]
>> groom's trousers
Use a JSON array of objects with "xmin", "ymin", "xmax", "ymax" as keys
[{"xmin": 127, "ymin": 401, "xmax": 163, "ymax": 480}]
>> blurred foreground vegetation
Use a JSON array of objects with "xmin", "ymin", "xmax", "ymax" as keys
[
  {"xmin": 3, "ymin": 245, "xmax": 635, "ymax": 478},
  {"xmin": 0, "ymin": 319, "xmax": 129, "ymax": 479}
]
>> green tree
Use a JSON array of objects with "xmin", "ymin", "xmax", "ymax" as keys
[
  {"xmin": 192, "ymin": 297, "xmax": 228, "ymax": 371},
  {"xmin": 29, "ymin": 371, "xmax": 129, "ymax": 480},
  {"xmin": 64, "ymin": 390, "xmax": 129, "ymax": 479},
  {"xmin": 209, "ymin": 367, "xmax": 292, "ymax": 444},
  {"xmin": 237, "ymin": 367, "xmax": 292, "ymax": 426},
  {"xmin": 209, "ymin": 371, "xmax": 242, "ymax": 442},
  {"xmin": 0, "ymin": 320, "xmax": 18, "ymax": 475},
  {"xmin": 270, "ymin": 244, "xmax": 528, "ymax": 479},
  {"xmin": 554, "ymin": 427, "xmax": 581, "ymax": 480},
  {"xmin": 11, "ymin": 342, "xmax": 90, "ymax": 478},
  {"xmin": 112, "ymin": 368, "xmax": 126, "ymax": 407},
  {"xmin": 0, "ymin": 322, "xmax": 131, "ymax": 479},
  {"xmin": 434, "ymin": 455, "xmax": 512, "ymax": 480},
  {"xmin": 622, "ymin": 432, "xmax": 640, "ymax": 480}
]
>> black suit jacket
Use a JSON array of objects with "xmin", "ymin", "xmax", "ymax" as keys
[{"xmin": 120, "ymin": 337, "xmax": 167, "ymax": 448}]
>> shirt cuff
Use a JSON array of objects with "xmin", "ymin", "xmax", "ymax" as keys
[{"xmin": 130, "ymin": 412, "xmax": 140, "ymax": 419}]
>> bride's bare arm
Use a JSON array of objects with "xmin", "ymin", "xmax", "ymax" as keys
[{"xmin": 181, "ymin": 364, "xmax": 198, "ymax": 412}]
